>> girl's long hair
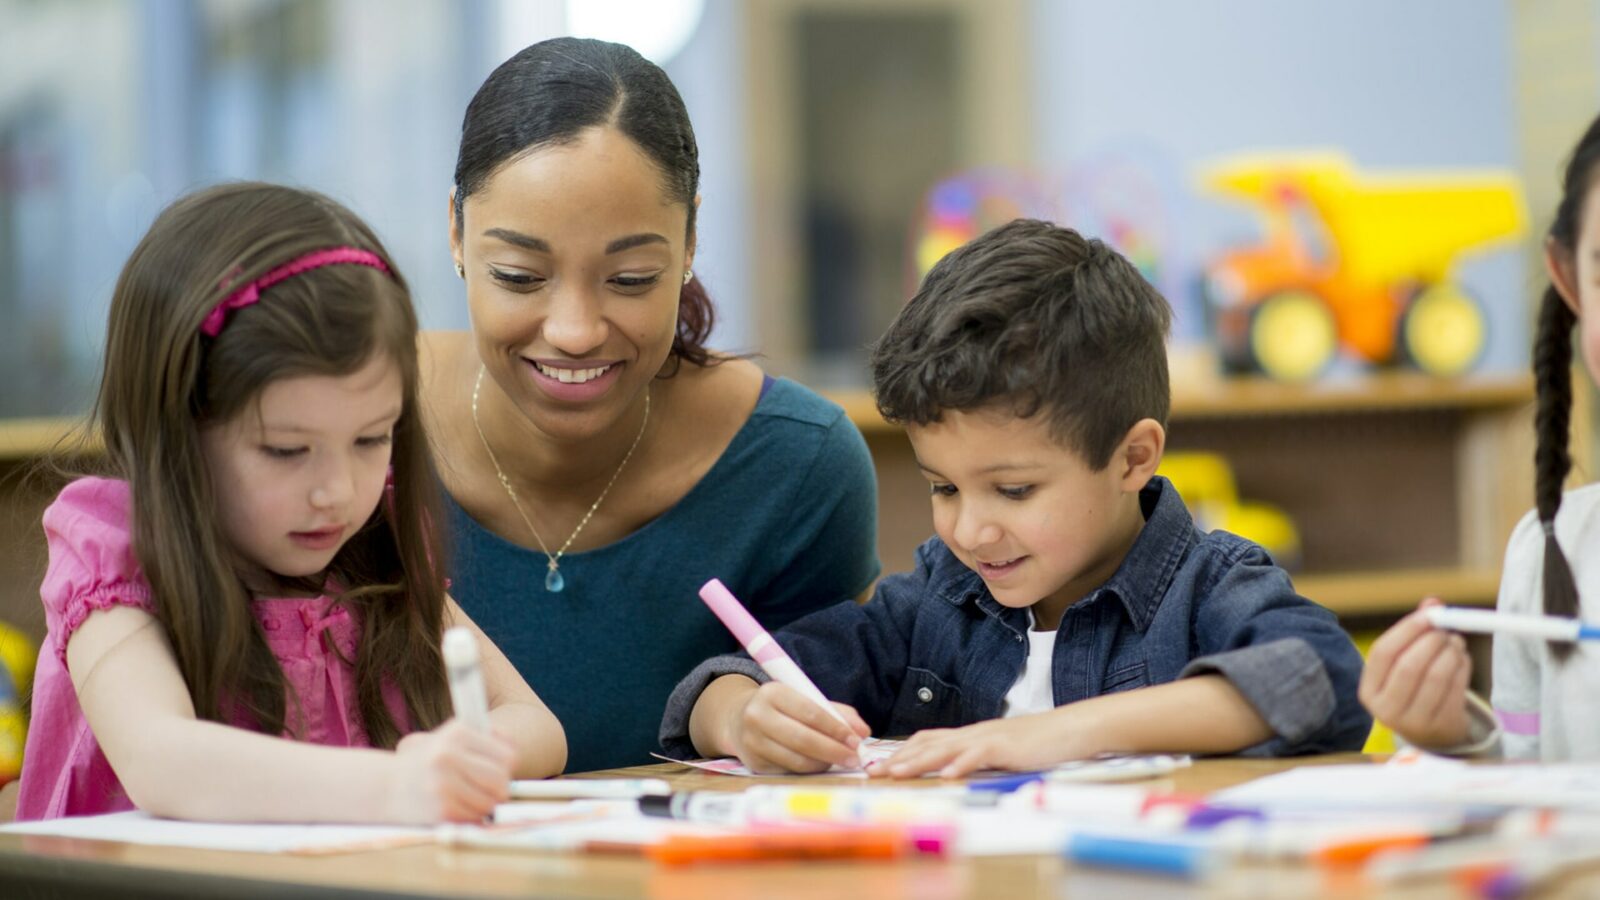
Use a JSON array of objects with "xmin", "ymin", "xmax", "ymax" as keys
[
  {"xmin": 1534, "ymin": 113, "xmax": 1600, "ymax": 657},
  {"xmin": 93, "ymin": 182, "xmax": 450, "ymax": 744}
]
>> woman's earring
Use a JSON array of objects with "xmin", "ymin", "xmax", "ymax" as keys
[
  {"xmin": 455, "ymin": 260, "xmax": 465, "ymax": 279},
  {"xmin": 682, "ymin": 269, "xmax": 694, "ymax": 285}
]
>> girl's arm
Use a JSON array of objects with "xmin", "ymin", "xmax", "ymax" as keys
[
  {"xmin": 442, "ymin": 596, "xmax": 567, "ymax": 777},
  {"xmin": 69, "ymin": 605, "xmax": 511, "ymax": 824}
]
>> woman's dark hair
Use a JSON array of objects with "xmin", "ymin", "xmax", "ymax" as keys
[
  {"xmin": 1534, "ymin": 112, "xmax": 1600, "ymax": 656},
  {"xmin": 454, "ymin": 37, "xmax": 714, "ymax": 371}
]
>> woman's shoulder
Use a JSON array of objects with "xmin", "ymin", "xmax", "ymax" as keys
[{"xmin": 684, "ymin": 364, "xmax": 862, "ymax": 457}]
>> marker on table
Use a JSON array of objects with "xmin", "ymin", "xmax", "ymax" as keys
[
  {"xmin": 646, "ymin": 825, "xmax": 946, "ymax": 865},
  {"xmin": 510, "ymin": 779, "xmax": 672, "ymax": 800},
  {"xmin": 1063, "ymin": 832, "xmax": 1216, "ymax": 880},
  {"xmin": 442, "ymin": 626, "xmax": 491, "ymax": 732},
  {"xmin": 698, "ymin": 578, "xmax": 867, "ymax": 767},
  {"xmin": 1425, "ymin": 606, "xmax": 1600, "ymax": 642}
]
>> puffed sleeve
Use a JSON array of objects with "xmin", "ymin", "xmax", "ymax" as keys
[{"xmin": 39, "ymin": 477, "xmax": 156, "ymax": 667}]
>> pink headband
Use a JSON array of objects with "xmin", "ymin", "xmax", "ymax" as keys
[{"xmin": 201, "ymin": 247, "xmax": 392, "ymax": 337}]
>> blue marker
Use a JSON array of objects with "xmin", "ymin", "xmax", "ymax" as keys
[
  {"xmin": 967, "ymin": 772, "xmax": 1044, "ymax": 793},
  {"xmin": 1064, "ymin": 833, "xmax": 1215, "ymax": 879}
]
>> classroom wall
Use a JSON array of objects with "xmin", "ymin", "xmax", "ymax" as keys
[
  {"xmin": 649, "ymin": 0, "xmax": 1539, "ymax": 374},
  {"xmin": 1029, "ymin": 0, "xmax": 1526, "ymax": 368},
  {"xmin": 0, "ymin": 0, "xmax": 1560, "ymax": 421}
]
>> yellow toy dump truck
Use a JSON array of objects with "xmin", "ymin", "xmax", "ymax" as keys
[{"xmin": 1199, "ymin": 152, "xmax": 1526, "ymax": 381}]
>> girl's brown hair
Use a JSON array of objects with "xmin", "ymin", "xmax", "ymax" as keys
[
  {"xmin": 1534, "ymin": 112, "xmax": 1600, "ymax": 657},
  {"xmin": 94, "ymin": 182, "xmax": 449, "ymax": 745}
]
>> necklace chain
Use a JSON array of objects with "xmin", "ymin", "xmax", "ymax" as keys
[{"xmin": 470, "ymin": 365, "xmax": 649, "ymax": 583}]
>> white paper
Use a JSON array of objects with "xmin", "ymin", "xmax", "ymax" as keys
[
  {"xmin": 1214, "ymin": 755, "xmax": 1600, "ymax": 812},
  {"xmin": 651, "ymin": 738, "xmax": 907, "ymax": 777},
  {"xmin": 0, "ymin": 811, "xmax": 429, "ymax": 854}
]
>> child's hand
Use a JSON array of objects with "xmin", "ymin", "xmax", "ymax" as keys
[
  {"xmin": 1359, "ymin": 597, "xmax": 1474, "ymax": 750},
  {"xmin": 872, "ymin": 713, "xmax": 1087, "ymax": 779},
  {"xmin": 725, "ymin": 681, "xmax": 871, "ymax": 774},
  {"xmin": 388, "ymin": 719, "xmax": 516, "ymax": 823}
]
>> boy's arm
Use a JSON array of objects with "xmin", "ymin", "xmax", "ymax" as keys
[
  {"xmin": 878, "ymin": 674, "xmax": 1268, "ymax": 778},
  {"xmin": 1178, "ymin": 544, "xmax": 1373, "ymax": 755},
  {"xmin": 68, "ymin": 606, "xmax": 511, "ymax": 823},
  {"xmin": 444, "ymin": 596, "xmax": 567, "ymax": 778},
  {"xmin": 660, "ymin": 558, "xmax": 932, "ymax": 766}
]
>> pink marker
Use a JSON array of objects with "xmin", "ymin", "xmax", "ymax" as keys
[{"xmin": 698, "ymin": 578, "xmax": 866, "ymax": 767}]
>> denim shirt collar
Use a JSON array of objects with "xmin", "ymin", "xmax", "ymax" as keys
[
  {"xmin": 1093, "ymin": 476, "xmax": 1195, "ymax": 631},
  {"xmin": 934, "ymin": 476, "xmax": 1195, "ymax": 634}
]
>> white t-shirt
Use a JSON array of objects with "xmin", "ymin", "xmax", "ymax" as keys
[
  {"xmin": 1490, "ymin": 482, "xmax": 1600, "ymax": 760},
  {"xmin": 1001, "ymin": 612, "xmax": 1059, "ymax": 718}
]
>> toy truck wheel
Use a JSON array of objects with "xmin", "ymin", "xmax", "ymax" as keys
[
  {"xmin": 1400, "ymin": 283, "xmax": 1485, "ymax": 377},
  {"xmin": 1214, "ymin": 306, "xmax": 1258, "ymax": 374},
  {"xmin": 1248, "ymin": 290, "xmax": 1338, "ymax": 382}
]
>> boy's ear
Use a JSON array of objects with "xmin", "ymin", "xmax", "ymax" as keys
[{"xmin": 1115, "ymin": 418, "xmax": 1166, "ymax": 491}]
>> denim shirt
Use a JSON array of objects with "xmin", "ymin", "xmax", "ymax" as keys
[{"xmin": 661, "ymin": 476, "xmax": 1371, "ymax": 758}]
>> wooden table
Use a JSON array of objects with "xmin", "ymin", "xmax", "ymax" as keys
[{"xmin": 0, "ymin": 756, "xmax": 1581, "ymax": 899}]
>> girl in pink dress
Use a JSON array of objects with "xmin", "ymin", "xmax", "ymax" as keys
[{"xmin": 17, "ymin": 183, "xmax": 566, "ymax": 823}]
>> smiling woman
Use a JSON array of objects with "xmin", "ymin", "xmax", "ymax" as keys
[{"xmin": 421, "ymin": 38, "xmax": 881, "ymax": 772}]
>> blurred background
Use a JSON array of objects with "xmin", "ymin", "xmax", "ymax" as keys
[
  {"xmin": 0, "ymin": 0, "xmax": 1580, "ymax": 413},
  {"xmin": 0, "ymin": 0, "xmax": 1597, "ymax": 759}
]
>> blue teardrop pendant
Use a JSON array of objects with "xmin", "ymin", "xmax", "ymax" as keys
[{"xmin": 544, "ymin": 565, "xmax": 565, "ymax": 593}]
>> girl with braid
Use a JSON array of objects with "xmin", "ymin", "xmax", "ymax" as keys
[{"xmin": 1360, "ymin": 112, "xmax": 1600, "ymax": 758}]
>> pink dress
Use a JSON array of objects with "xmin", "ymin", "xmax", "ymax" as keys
[{"xmin": 15, "ymin": 477, "xmax": 411, "ymax": 820}]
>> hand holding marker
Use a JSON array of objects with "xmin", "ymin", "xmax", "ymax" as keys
[
  {"xmin": 443, "ymin": 627, "xmax": 491, "ymax": 731},
  {"xmin": 698, "ymin": 578, "xmax": 868, "ymax": 768},
  {"xmin": 1425, "ymin": 606, "xmax": 1600, "ymax": 642}
]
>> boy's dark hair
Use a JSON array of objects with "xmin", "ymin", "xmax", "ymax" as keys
[
  {"xmin": 870, "ymin": 218, "xmax": 1172, "ymax": 470},
  {"xmin": 1532, "ymin": 111, "xmax": 1600, "ymax": 655}
]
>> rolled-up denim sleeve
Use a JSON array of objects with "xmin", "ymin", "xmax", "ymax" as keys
[
  {"xmin": 1180, "ymin": 546, "xmax": 1372, "ymax": 755},
  {"xmin": 658, "ymin": 553, "xmax": 933, "ymax": 759},
  {"xmin": 658, "ymin": 654, "xmax": 772, "ymax": 759}
]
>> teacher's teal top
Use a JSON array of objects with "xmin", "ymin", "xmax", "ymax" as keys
[{"xmin": 444, "ymin": 377, "xmax": 881, "ymax": 772}]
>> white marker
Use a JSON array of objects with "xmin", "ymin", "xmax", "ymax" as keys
[
  {"xmin": 1425, "ymin": 606, "xmax": 1600, "ymax": 642},
  {"xmin": 443, "ymin": 626, "xmax": 492, "ymax": 732},
  {"xmin": 509, "ymin": 778, "xmax": 672, "ymax": 800}
]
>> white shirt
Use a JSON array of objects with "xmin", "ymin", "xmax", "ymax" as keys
[
  {"xmin": 1001, "ymin": 612, "xmax": 1059, "ymax": 718},
  {"xmin": 1489, "ymin": 482, "xmax": 1600, "ymax": 760}
]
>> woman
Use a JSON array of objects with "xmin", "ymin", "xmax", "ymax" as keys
[{"xmin": 422, "ymin": 37, "xmax": 880, "ymax": 772}]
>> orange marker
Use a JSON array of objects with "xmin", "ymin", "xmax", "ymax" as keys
[
  {"xmin": 647, "ymin": 826, "xmax": 910, "ymax": 865},
  {"xmin": 1311, "ymin": 832, "xmax": 1431, "ymax": 866}
]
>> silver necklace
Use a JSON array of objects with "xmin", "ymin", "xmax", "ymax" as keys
[{"xmin": 470, "ymin": 365, "xmax": 649, "ymax": 592}]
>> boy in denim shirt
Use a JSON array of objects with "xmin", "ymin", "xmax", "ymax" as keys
[{"xmin": 660, "ymin": 219, "xmax": 1370, "ymax": 776}]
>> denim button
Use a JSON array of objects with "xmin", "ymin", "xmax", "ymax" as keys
[{"xmin": 916, "ymin": 687, "xmax": 934, "ymax": 703}]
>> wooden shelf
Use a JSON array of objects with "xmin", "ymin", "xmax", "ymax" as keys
[
  {"xmin": 0, "ymin": 373, "xmax": 1537, "ymax": 456},
  {"xmin": 827, "ymin": 372, "xmax": 1534, "ymax": 434},
  {"xmin": 1295, "ymin": 567, "xmax": 1500, "ymax": 618},
  {"xmin": 0, "ymin": 417, "xmax": 96, "ymax": 460}
]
